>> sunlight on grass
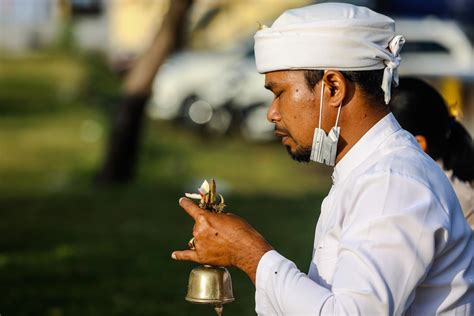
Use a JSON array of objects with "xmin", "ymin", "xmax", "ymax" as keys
[
  {"xmin": 0, "ymin": 54, "xmax": 85, "ymax": 99},
  {"xmin": 0, "ymin": 109, "xmax": 106, "ymax": 196},
  {"xmin": 0, "ymin": 52, "xmax": 330, "ymax": 316},
  {"xmin": 143, "ymin": 120, "xmax": 332, "ymax": 195}
]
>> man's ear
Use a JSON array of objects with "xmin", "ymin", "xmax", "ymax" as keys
[
  {"xmin": 415, "ymin": 135, "xmax": 428, "ymax": 153},
  {"xmin": 322, "ymin": 70, "xmax": 348, "ymax": 108}
]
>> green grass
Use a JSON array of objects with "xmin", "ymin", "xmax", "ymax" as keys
[{"xmin": 0, "ymin": 53, "xmax": 331, "ymax": 315}]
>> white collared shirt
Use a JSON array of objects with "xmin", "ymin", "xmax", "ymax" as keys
[
  {"xmin": 437, "ymin": 161, "xmax": 474, "ymax": 229},
  {"xmin": 255, "ymin": 113, "xmax": 473, "ymax": 315}
]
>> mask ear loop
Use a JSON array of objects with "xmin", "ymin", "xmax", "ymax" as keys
[
  {"xmin": 320, "ymin": 78, "xmax": 342, "ymax": 129},
  {"xmin": 334, "ymin": 103, "xmax": 342, "ymax": 128},
  {"xmin": 318, "ymin": 80, "xmax": 324, "ymax": 129}
]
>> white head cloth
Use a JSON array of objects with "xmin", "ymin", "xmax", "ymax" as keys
[{"xmin": 254, "ymin": 3, "xmax": 405, "ymax": 104}]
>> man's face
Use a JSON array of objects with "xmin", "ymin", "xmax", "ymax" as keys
[{"xmin": 265, "ymin": 70, "xmax": 320, "ymax": 162}]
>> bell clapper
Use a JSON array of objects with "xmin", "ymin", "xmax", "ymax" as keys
[{"xmin": 214, "ymin": 304, "xmax": 223, "ymax": 316}]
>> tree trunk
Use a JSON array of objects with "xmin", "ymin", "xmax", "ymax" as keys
[{"xmin": 97, "ymin": 0, "xmax": 192, "ymax": 184}]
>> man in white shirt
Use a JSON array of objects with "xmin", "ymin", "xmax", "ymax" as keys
[{"xmin": 172, "ymin": 3, "xmax": 473, "ymax": 315}]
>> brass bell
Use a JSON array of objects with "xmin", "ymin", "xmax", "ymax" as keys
[
  {"xmin": 183, "ymin": 180, "xmax": 234, "ymax": 315},
  {"xmin": 186, "ymin": 265, "xmax": 234, "ymax": 315}
]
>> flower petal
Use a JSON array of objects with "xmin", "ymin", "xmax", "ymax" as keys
[
  {"xmin": 200, "ymin": 180, "xmax": 209, "ymax": 193},
  {"xmin": 185, "ymin": 193, "xmax": 201, "ymax": 199}
]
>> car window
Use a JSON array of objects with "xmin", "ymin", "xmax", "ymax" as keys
[{"xmin": 402, "ymin": 42, "xmax": 450, "ymax": 53}]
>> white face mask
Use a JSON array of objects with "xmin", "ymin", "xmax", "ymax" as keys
[{"xmin": 310, "ymin": 80, "xmax": 342, "ymax": 166}]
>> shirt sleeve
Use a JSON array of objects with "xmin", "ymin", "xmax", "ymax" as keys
[
  {"xmin": 255, "ymin": 250, "xmax": 332, "ymax": 315},
  {"xmin": 255, "ymin": 172, "xmax": 449, "ymax": 315}
]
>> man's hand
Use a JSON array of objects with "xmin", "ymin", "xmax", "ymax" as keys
[{"xmin": 171, "ymin": 197, "xmax": 273, "ymax": 283}]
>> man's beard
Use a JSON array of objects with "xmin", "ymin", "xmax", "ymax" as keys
[
  {"xmin": 274, "ymin": 125, "xmax": 311, "ymax": 162},
  {"xmin": 286, "ymin": 145, "xmax": 311, "ymax": 163}
]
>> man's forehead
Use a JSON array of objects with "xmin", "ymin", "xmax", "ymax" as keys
[{"xmin": 264, "ymin": 70, "xmax": 305, "ymax": 87}]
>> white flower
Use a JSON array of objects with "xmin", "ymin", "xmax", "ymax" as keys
[
  {"xmin": 184, "ymin": 193, "xmax": 201, "ymax": 199},
  {"xmin": 185, "ymin": 180, "xmax": 209, "ymax": 200}
]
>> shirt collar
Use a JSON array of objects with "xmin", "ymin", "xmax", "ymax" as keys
[{"xmin": 332, "ymin": 112, "xmax": 401, "ymax": 185}]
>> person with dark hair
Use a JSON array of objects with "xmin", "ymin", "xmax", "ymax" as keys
[
  {"xmin": 172, "ymin": 3, "xmax": 473, "ymax": 315},
  {"xmin": 390, "ymin": 77, "xmax": 473, "ymax": 228}
]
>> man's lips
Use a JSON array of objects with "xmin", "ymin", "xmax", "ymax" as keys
[
  {"xmin": 274, "ymin": 130, "xmax": 291, "ymax": 144},
  {"xmin": 274, "ymin": 131, "xmax": 288, "ymax": 138}
]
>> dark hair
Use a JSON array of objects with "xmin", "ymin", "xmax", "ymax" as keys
[
  {"xmin": 390, "ymin": 77, "xmax": 473, "ymax": 182},
  {"xmin": 303, "ymin": 69, "xmax": 385, "ymax": 105}
]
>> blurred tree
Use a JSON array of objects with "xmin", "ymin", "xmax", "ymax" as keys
[
  {"xmin": 97, "ymin": 0, "xmax": 193, "ymax": 184},
  {"xmin": 55, "ymin": 0, "xmax": 75, "ymax": 51}
]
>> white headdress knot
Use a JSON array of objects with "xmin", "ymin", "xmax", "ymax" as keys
[{"xmin": 382, "ymin": 35, "xmax": 405, "ymax": 104}]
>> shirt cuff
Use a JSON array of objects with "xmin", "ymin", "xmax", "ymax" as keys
[
  {"xmin": 255, "ymin": 250, "xmax": 286, "ymax": 315},
  {"xmin": 255, "ymin": 250, "xmax": 334, "ymax": 316},
  {"xmin": 256, "ymin": 250, "xmax": 286, "ymax": 292}
]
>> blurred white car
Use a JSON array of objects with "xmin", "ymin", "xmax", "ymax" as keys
[
  {"xmin": 147, "ymin": 42, "xmax": 274, "ymax": 140},
  {"xmin": 147, "ymin": 18, "xmax": 473, "ymax": 141},
  {"xmin": 396, "ymin": 17, "xmax": 473, "ymax": 78}
]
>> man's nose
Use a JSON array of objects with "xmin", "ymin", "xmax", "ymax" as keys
[{"xmin": 267, "ymin": 101, "xmax": 281, "ymax": 123}]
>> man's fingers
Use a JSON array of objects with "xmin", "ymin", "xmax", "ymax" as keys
[
  {"xmin": 171, "ymin": 250, "xmax": 199, "ymax": 262},
  {"xmin": 179, "ymin": 197, "xmax": 204, "ymax": 219}
]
